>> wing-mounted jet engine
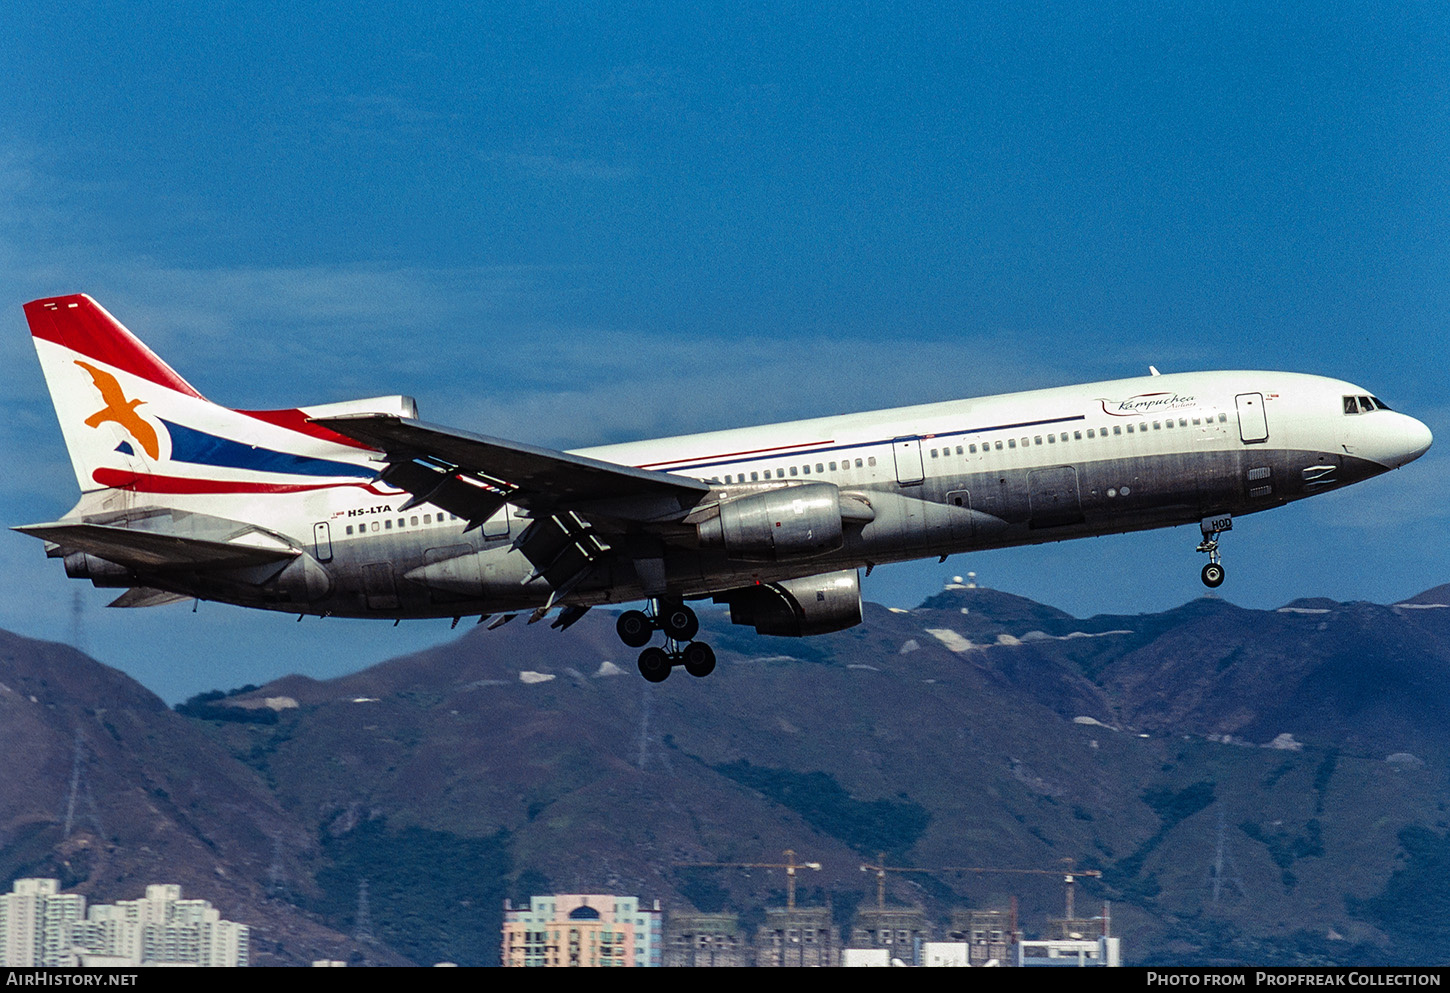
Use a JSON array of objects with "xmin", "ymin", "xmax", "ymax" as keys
[{"xmin": 716, "ymin": 568, "xmax": 863, "ymax": 637}]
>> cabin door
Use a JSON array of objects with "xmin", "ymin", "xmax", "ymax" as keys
[
  {"xmin": 1236, "ymin": 393, "xmax": 1269, "ymax": 444},
  {"xmin": 893, "ymin": 437, "xmax": 924, "ymax": 485}
]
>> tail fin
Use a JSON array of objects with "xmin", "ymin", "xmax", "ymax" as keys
[{"xmin": 25, "ymin": 294, "xmax": 381, "ymax": 496}]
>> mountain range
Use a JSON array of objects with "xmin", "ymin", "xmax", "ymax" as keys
[{"xmin": 4, "ymin": 581, "xmax": 1450, "ymax": 965}]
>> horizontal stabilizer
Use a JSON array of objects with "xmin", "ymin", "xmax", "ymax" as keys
[
  {"xmin": 13, "ymin": 522, "xmax": 300, "ymax": 570},
  {"xmin": 107, "ymin": 587, "xmax": 192, "ymax": 608}
]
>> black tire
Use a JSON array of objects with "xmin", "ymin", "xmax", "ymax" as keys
[
  {"xmin": 682, "ymin": 642, "xmax": 716, "ymax": 678},
  {"xmin": 638, "ymin": 647, "xmax": 672, "ymax": 682},
  {"xmin": 617, "ymin": 609, "xmax": 654, "ymax": 648},
  {"xmin": 1201, "ymin": 562, "xmax": 1225, "ymax": 588},
  {"xmin": 658, "ymin": 603, "xmax": 700, "ymax": 642}
]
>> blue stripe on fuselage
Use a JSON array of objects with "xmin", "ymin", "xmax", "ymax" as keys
[{"xmin": 160, "ymin": 419, "xmax": 370, "ymax": 478}]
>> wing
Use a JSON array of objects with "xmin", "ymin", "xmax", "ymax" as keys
[
  {"xmin": 312, "ymin": 414, "xmax": 715, "ymax": 607},
  {"xmin": 310, "ymin": 414, "xmax": 711, "ymax": 525}
]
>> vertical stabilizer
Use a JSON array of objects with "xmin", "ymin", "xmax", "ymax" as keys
[{"xmin": 24, "ymin": 294, "xmax": 378, "ymax": 496}]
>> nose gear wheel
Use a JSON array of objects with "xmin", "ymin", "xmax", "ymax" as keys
[{"xmin": 1197, "ymin": 514, "xmax": 1232, "ymax": 588}]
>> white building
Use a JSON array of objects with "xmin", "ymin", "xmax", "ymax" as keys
[
  {"xmin": 921, "ymin": 942, "xmax": 971, "ymax": 967},
  {"xmin": 0, "ymin": 879, "xmax": 85, "ymax": 966},
  {"xmin": 1017, "ymin": 936, "xmax": 1121, "ymax": 967},
  {"xmin": 1, "ymin": 879, "xmax": 248, "ymax": 967}
]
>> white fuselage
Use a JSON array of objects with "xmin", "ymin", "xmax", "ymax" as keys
[{"xmin": 67, "ymin": 368, "xmax": 1428, "ymax": 619}]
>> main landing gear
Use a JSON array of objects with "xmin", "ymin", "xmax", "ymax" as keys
[
  {"xmin": 1197, "ymin": 513, "xmax": 1232, "ymax": 589},
  {"xmin": 617, "ymin": 599, "xmax": 716, "ymax": 682}
]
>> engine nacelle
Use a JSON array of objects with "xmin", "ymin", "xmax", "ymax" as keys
[
  {"xmin": 716, "ymin": 569, "xmax": 863, "ymax": 637},
  {"xmin": 698, "ymin": 482, "xmax": 845, "ymax": 562}
]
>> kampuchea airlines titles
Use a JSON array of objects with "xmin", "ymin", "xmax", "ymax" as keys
[{"xmin": 15, "ymin": 295, "xmax": 1432, "ymax": 681}]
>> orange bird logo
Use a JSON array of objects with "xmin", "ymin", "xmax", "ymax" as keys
[{"xmin": 74, "ymin": 360, "xmax": 161, "ymax": 460}]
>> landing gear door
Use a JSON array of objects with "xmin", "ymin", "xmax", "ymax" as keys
[
  {"xmin": 1236, "ymin": 393, "xmax": 1269, "ymax": 444},
  {"xmin": 893, "ymin": 437, "xmax": 924, "ymax": 485}
]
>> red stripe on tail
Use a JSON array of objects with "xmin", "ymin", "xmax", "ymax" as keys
[{"xmin": 24, "ymin": 294, "xmax": 205, "ymax": 398}]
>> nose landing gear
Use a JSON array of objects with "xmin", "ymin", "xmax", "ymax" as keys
[
  {"xmin": 619, "ymin": 599, "xmax": 717, "ymax": 682},
  {"xmin": 1197, "ymin": 513, "xmax": 1232, "ymax": 588}
]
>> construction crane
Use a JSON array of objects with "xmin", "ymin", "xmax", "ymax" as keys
[
  {"xmin": 859, "ymin": 855, "xmax": 1101, "ymax": 921},
  {"xmin": 939, "ymin": 861, "xmax": 1102, "ymax": 923},
  {"xmin": 674, "ymin": 849, "xmax": 823, "ymax": 910},
  {"xmin": 859, "ymin": 852, "xmax": 920, "ymax": 910}
]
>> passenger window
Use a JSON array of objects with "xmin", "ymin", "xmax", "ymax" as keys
[
  {"xmin": 829, "ymin": 462, "xmax": 837, "ymax": 471},
  {"xmin": 1008, "ymin": 439, "xmax": 1017, "ymax": 449},
  {"xmin": 789, "ymin": 466, "xmax": 798, "ymax": 476},
  {"xmin": 1192, "ymin": 417, "xmax": 1201, "ymax": 425},
  {"xmin": 1113, "ymin": 426, "xmax": 1122, "ymax": 435},
  {"xmin": 1034, "ymin": 436, "xmax": 1042, "ymax": 445},
  {"xmin": 410, "ymin": 516, "xmax": 418, "ymax": 526},
  {"xmin": 1073, "ymin": 431, "xmax": 1082, "ymax": 440},
  {"xmin": 1047, "ymin": 434, "xmax": 1055, "ymax": 444},
  {"xmin": 816, "ymin": 463, "xmax": 824, "ymax": 473},
  {"xmin": 1219, "ymin": 412, "xmax": 1228, "ymax": 422},
  {"xmin": 855, "ymin": 459, "xmax": 864, "ymax": 468},
  {"xmin": 763, "ymin": 470, "xmax": 771, "ymax": 479},
  {"xmin": 930, "ymin": 448, "xmax": 938, "ymax": 458},
  {"xmin": 867, "ymin": 457, "xmax": 876, "ymax": 467},
  {"xmin": 1127, "ymin": 423, "xmax": 1135, "ymax": 433},
  {"xmin": 383, "ymin": 519, "xmax": 391, "ymax": 530},
  {"xmin": 969, "ymin": 444, "xmax": 977, "ymax": 453},
  {"xmin": 751, "ymin": 472, "xmax": 759, "ymax": 481},
  {"xmin": 994, "ymin": 441, "xmax": 1002, "ymax": 451},
  {"xmin": 1179, "ymin": 418, "xmax": 1188, "ymax": 427},
  {"xmin": 345, "ymin": 525, "xmax": 353, "ymax": 535}
]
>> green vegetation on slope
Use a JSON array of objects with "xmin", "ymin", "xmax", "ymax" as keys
[
  {"xmin": 713, "ymin": 760, "xmax": 929, "ymax": 859},
  {"xmin": 1349, "ymin": 826, "xmax": 1450, "ymax": 965},
  {"xmin": 313, "ymin": 818, "xmax": 510, "ymax": 967}
]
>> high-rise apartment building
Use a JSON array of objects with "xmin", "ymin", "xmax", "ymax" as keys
[{"xmin": 502, "ymin": 894, "xmax": 661, "ymax": 967}]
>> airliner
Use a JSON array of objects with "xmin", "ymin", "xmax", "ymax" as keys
[{"xmin": 16, "ymin": 295, "xmax": 1432, "ymax": 681}]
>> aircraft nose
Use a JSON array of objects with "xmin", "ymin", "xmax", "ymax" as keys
[
  {"xmin": 1379, "ymin": 413, "xmax": 1433, "ymax": 469},
  {"xmin": 1400, "ymin": 415, "xmax": 1433, "ymax": 466},
  {"xmin": 1345, "ymin": 410, "xmax": 1432, "ymax": 470}
]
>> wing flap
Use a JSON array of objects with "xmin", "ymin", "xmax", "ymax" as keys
[{"xmin": 13, "ymin": 522, "xmax": 300, "ymax": 570}]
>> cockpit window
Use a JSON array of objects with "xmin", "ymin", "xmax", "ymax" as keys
[{"xmin": 1344, "ymin": 395, "xmax": 1393, "ymax": 414}]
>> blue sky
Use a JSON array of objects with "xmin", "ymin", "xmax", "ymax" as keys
[{"xmin": 3, "ymin": 4, "xmax": 1447, "ymax": 703}]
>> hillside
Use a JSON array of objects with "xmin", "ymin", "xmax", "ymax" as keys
[{"xmin": 4, "ymin": 583, "xmax": 1450, "ymax": 965}]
